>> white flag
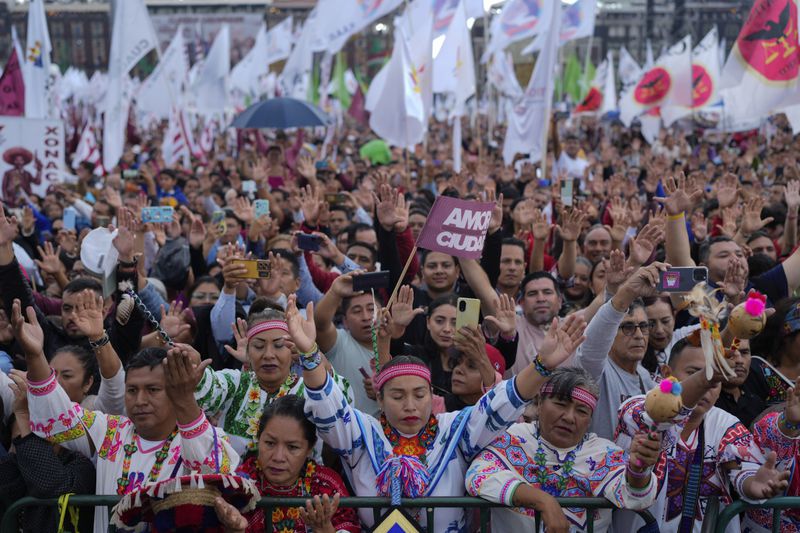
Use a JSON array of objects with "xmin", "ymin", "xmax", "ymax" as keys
[
  {"xmin": 367, "ymin": 0, "xmax": 433, "ymax": 118},
  {"xmin": 484, "ymin": 0, "xmax": 552, "ymax": 61},
  {"xmin": 11, "ymin": 26, "xmax": 24, "ymax": 72},
  {"xmin": 266, "ymin": 17, "xmax": 294, "ymax": 65},
  {"xmin": 24, "ymin": 0, "xmax": 52, "ymax": 118},
  {"xmin": 192, "ymin": 25, "xmax": 230, "ymax": 114},
  {"xmin": 720, "ymin": 0, "xmax": 800, "ymax": 123},
  {"xmin": 163, "ymin": 106, "xmax": 199, "ymax": 167},
  {"xmin": 103, "ymin": 0, "xmax": 158, "ymax": 170},
  {"xmin": 433, "ymin": 0, "xmax": 475, "ymax": 116},
  {"xmin": 619, "ymin": 36, "xmax": 692, "ymax": 127},
  {"xmin": 618, "ymin": 46, "xmax": 642, "ymax": 89},
  {"xmin": 136, "ymin": 28, "xmax": 188, "ymax": 120},
  {"xmin": 281, "ymin": 10, "xmax": 317, "ymax": 99},
  {"xmin": 368, "ymin": 24, "xmax": 426, "ymax": 149},
  {"xmin": 72, "ymin": 124, "xmax": 102, "ymax": 173},
  {"xmin": 314, "ymin": 0, "xmax": 404, "ymax": 53},
  {"xmin": 645, "ymin": 40, "xmax": 655, "ymax": 68},
  {"xmin": 574, "ymin": 51, "xmax": 616, "ymax": 116},
  {"xmin": 661, "ymin": 27, "xmax": 721, "ymax": 126},
  {"xmin": 231, "ymin": 24, "xmax": 269, "ymax": 97},
  {"xmin": 488, "ymin": 51, "xmax": 523, "ymax": 98},
  {"xmin": 559, "ymin": 0, "xmax": 596, "ymax": 43},
  {"xmin": 602, "ymin": 50, "xmax": 618, "ymax": 115},
  {"xmin": 502, "ymin": 2, "xmax": 560, "ymax": 165}
]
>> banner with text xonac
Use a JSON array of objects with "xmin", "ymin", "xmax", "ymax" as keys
[
  {"xmin": 415, "ymin": 196, "xmax": 494, "ymax": 260},
  {"xmin": 0, "ymin": 117, "xmax": 65, "ymax": 203}
]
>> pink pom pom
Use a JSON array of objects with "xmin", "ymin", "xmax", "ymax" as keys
[
  {"xmin": 744, "ymin": 297, "xmax": 766, "ymax": 317},
  {"xmin": 660, "ymin": 380, "xmax": 672, "ymax": 393}
]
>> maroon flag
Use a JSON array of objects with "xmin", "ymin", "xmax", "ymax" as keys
[
  {"xmin": 0, "ymin": 49, "xmax": 25, "ymax": 116},
  {"xmin": 416, "ymin": 196, "xmax": 494, "ymax": 260},
  {"xmin": 348, "ymin": 85, "xmax": 369, "ymax": 125}
]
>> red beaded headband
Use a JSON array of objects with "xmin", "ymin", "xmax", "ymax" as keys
[
  {"xmin": 540, "ymin": 383, "xmax": 598, "ymax": 411},
  {"xmin": 246, "ymin": 320, "xmax": 289, "ymax": 341},
  {"xmin": 374, "ymin": 364, "xmax": 432, "ymax": 391}
]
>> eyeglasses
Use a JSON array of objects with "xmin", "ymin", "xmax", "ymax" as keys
[{"xmin": 618, "ymin": 322, "xmax": 651, "ymax": 336}]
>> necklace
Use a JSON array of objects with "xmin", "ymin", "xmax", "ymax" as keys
[
  {"xmin": 380, "ymin": 414, "xmax": 438, "ymax": 465},
  {"xmin": 243, "ymin": 373, "xmax": 300, "ymax": 446},
  {"xmin": 532, "ymin": 427, "xmax": 583, "ymax": 497},
  {"xmin": 116, "ymin": 430, "xmax": 177, "ymax": 495},
  {"xmin": 266, "ymin": 459, "xmax": 316, "ymax": 532}
]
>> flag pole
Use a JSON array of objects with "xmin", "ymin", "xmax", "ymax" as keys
[
  {"xmin": 580, "ymin": 34, "xmax": 594, "ymax": 101},
  {"xmin": 386, "ymin": 245, "xmax": 417, "ymax": 308}
]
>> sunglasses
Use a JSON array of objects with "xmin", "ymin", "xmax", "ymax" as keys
[{"xmin": 618, "ymin": 321, "xmax": 651, "ymax": 336}]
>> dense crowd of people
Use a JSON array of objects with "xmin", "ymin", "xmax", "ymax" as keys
[{"xmin": 1, "ymin": 111, "xmax": 799, "ymax": 533}]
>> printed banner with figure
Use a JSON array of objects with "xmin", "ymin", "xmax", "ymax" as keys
[
  {"xmin": 0, "ymin": 117, "xmax": 65, "ymax": 203},
  {"xmin": 416, "ymin": 196, "xmax": 494, "ymax": 259}
]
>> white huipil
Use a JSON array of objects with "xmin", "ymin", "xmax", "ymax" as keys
[
  {"xmin": 27, "ymin": 370, "xmax": 240, "ymax": 533},
  {"xmin": 466, "ymin": 422, "xmax": 657, "ymax": 532},
  {"xmin": 303, "ymin": 374, "xmax": 531, "ymax": 532}
]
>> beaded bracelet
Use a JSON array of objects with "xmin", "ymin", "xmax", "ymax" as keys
[
  {"xmin": 89, "ymin": 332, "xmax": 110, "ymax": 350},
  {"xmin": 626, "ymin": 464, "xmax": 653, "ymax": 480},
  {"xmin": 300, "ymin": 348, "xmax": 322, "ymax": 371},
  {"xmin": 780, "ymin": 412, "xmax": 800, "ymax": 432},
  {"xmin": 533, "ymin": 354, "xmax": 552, "ymax": 377}
]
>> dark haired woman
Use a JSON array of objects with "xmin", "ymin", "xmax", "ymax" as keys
[
  {"xmin": 234, "ymin": 395, "xmax": 360, "ymax": 532},
  {"xmin": 285, "ymin": 295, "xmax": 586, "ymax": 531},
  {"xmin": 746, "ymin": 296, "xmax": 800, "ymax": 405}
]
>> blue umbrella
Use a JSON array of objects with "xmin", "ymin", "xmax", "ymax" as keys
[{"xmin": 230, "ymin": 97, "xmax": 330, "ymax": 129}]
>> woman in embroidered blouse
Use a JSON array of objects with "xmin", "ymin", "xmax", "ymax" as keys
[
  {"xmin": 746, "ymin": 297, "xmax": 800, "ymax": 405},
  {"xmin": 286, "ymin": 294, "xmax": 588, "ymax": 532},
  {"xmin": 232, "ymin": 394, "xmax": 360, "ymax": 533},
  {"xmin": 194, "ymin": 307, "xmax": 351, "ymax": 456},
  {"xmin": 466, "ymin": 367, "xmax": 660, "ymax": 533}
]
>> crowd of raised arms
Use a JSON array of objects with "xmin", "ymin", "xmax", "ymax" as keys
[{"xmin": 3, "ymin": 112, "xmax": 800, "ymax": 533}]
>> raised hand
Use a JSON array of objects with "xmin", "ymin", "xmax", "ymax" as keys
[
  {"xmin": 214, "ymin": 497, "xmax": 248, "ymax": 533},
  {"xmin": 627, "ymin": 222, "xmax": 664, "ymax": 267},
  {"xmin": 691, "ymin": 212, "xmax": 708, "ymax": 241},
  {"xmin": 0, "ymin": 309, "xmax": 13, "ymax": 344},
  {"xmin": 605, "ymin": 249, "xmax": 631, "ymax": 294},
  {"xmin": 621, "ymin": 262, "xmax": 670, "ymax": 299},
  {"xmin": 486, "ymin": 189, "xmax": 504, "ymax": 234},
  {"xmin": 374, "ymin": 183, "xmax": 407, "ymax": 232},
  {"xmin": 298, "ymin": 494, "xmax": 340, "ymax": 533},
  {"xmin": 331, "ymin": 271, "xmax": 359, "ymax": 299},
  {"xmin": 483, "ymin": 293, "xmax": 517, "ymax": 338},
  {"xmin": 163, "ymin": 345, "xmax": 211, "ymax": 405},
  {"xmin": 716, "ymin": 173, "xmax": 740, "ymax": 209},
  {"xmin": 740, "ymin": 196, "xmax": 774, "ymax": 236},
  {"xmin": 388, "ymin": 285, "xmax": 424, "ymax": 328},
  {"xmin": 7, "ymin": 369, "xmax": 29, "ymax": 419},
  {"xmin": 10, "ymin": 299, "xmax": 44, "ymax": 357},
  {"xmin": 73, "ymin": 289, "xmax": 106, "ymax": 340},
  {"xmin": 296, "ymin": 155, "xmax": 317, "ymax": 181},
  {"xmin": 35, "ymin": 241, "xmax": 65, "ymax": 276},
  {"xmin": 299, "ymin": 185, "xmax": 321, "ymax": 227},
  {"xmin": 655, "ymin": 173, "xmax": 703, "ymax": 216},
  {"xmin": 785, "ymin": 180, "xmax": 800, "ymax": 212},
  {"xmin": 556, "ymin": 207, "xmax": 586, "ymax": 243},
  {"xmin": 718, "ymin": 258, "xmax": 747, "ymax": 305},
  {"xmin": 285, "ymin": 294, "xmax": 316, "ymax": 353},
  {"xmin": 531, "ymin": 208, "xmax": 551, "ymax": 241},
  {"xmin": 160, "ymin": 301, "xmax": 192, "ymax": 342},
  {"xmin": 538, "ymin": 313, "xmax": 587, "ymax": 370},
  {"xmin": 232, "ymin": 196, "xmax": 254, "ymax": 225},
  {"xmin": 223, "ymin": 317, "xmax": 249, "ymax": 364},
  {"xmin": 112, "ymin": 208, "xmax": 135, "ymax": 261},
  {"xmin": 0, "ymin": 213, "xmax": 18, "ymax": 247}
]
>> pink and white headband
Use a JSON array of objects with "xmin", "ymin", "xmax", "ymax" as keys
[
  {"xmin": 540, "ymin": 383, "xmax": 598, "ymax": 411},
  {"xmin": 374, "ymin": 364, "xmax": 432, "ymax": 391},
  {"xmin": 246, "ymin": 320, "xmax": 289, "ymax": 341}
]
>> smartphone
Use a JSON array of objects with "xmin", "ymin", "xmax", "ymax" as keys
[
  {"xmin": 242, "ymin": 180, "xmax": 257, "ymax": 195},
  {"xmin": 63, "ymin": 206, "xmax": 77, "ymax": 231},
  {"xmin": 95, "ymin": 215, "xmax": 111, "ymax": 228},
  {"xmin": 352, "ymin": 271, "xmax": 391, "ymax": 292},
  {"xmin": 254, "ymin": 199, "xmax": 270, "ymax": 218},
  {"xmin": 211, "ymin": 210, "xmax": 227, "ymax": 236},
  {"xmin": 230, "ymin": 259, "xmax": 271, "ymax": 279},
  {"xmin": 456, "ymin": 297, "xmax": 481, "ymax": 338},
  {"xmin": 141, "ymin": 206, "xmax": 174, "ymax": 224},
  {"xmin": 297, "ymin": 233, "xmax": 321, "ymax": 252},
  {"xmin": 659, "ymin": 267, "xmax": 709, "ymax": 293},
  {"xmin": 324, "ymin": 193, "xmax": 348, "ymax": 205},
  {"xmin": 561, "ymin": 179, "xmax": 574, "ymax": 207},
  {"xmin": 122, "ymin": 169, "xmax": 139, "ymax": 181}
]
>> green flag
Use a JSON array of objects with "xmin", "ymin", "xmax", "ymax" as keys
[
  {"xmin": 332, "ymin": 52, "xmax": 352, "ymax": 110},
  {"xmin": 308, "ymin": 61, "xmax": 320, "ymax": 104},
  {"xmin": 562, "ymin": 54, "xmax": 582, "ymax": 103},
  {"xmin": 580, "ymin": 60, "xmax": 596, "ymax": 101}
]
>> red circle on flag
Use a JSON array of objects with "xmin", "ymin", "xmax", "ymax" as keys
[
  {"xmin": 737, "ymin": 0, "xmax": 799, "ymax": 82},
  {"xmin": 633, "ymin": 67, "xmax": 672, "ymax": 105},
  {"xmin": 692, "ymin": 64, "xmax": 713, "ymax": 108}
]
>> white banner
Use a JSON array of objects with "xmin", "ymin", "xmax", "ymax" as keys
[
  {"xmin": 151, "ymin": 13, "xmax": 262, "ymax": 66},
  {"xmin": 0, "ymin": 117, "xmax": 65, "ymax": 203}
]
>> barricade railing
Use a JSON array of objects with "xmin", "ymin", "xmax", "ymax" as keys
[
  {"xmin": 712, "ymin": 496, "xmax": 800, "ymax": 533},
  {"xmin": 0, "ymin": 495, "xmax": 657, "ymax": 533}
]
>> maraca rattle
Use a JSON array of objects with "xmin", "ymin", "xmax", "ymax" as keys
[{"xmin": 727, "ymin": 290, "xmax": 767, "ymax": 340}]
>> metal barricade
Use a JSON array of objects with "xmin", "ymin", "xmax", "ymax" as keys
[
  {"xmin": 0, "ymin": 495, "xmax": 659, "ymax": 533},
  {"xmin": 712, "ymin": 496, "xmax": 800, "ymax": 533}
]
